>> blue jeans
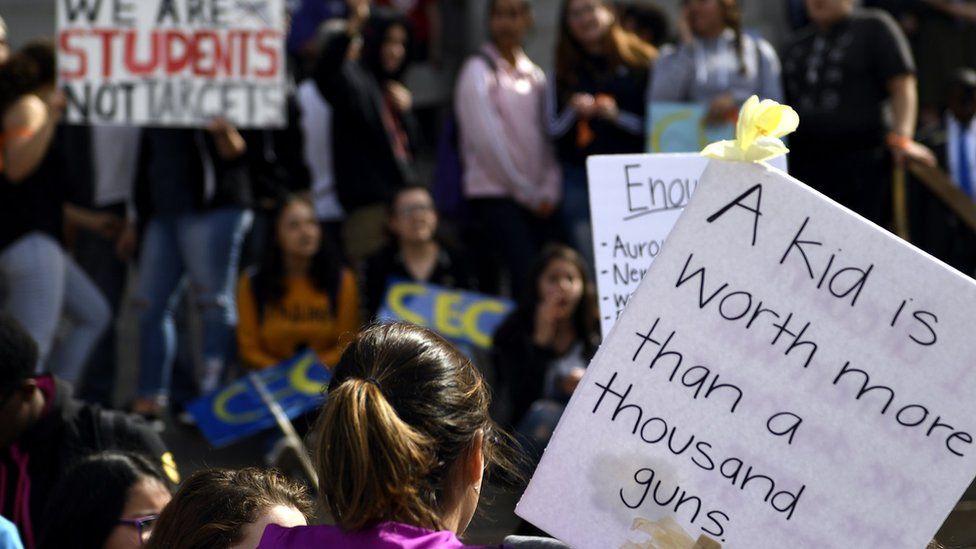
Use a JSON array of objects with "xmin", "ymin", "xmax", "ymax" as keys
[
  {"xmin": 558, "ymin": 162, "xmax": 595, "ymax": 272},
  {"xmin": 0, "ymin": 232, "xmax": 110, "ymax": 384},
  {"xmin": 135, "ymin": 208, "xmax": 252, "ymax": 401}
]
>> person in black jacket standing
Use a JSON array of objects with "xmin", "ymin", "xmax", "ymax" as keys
[
  {"xmin": 314, "ymin": 0, "xmax": 420, "ymax": 265},
  {"xmin": 0, "ymin": 314, "xmax": 178, "ymax": 548}
]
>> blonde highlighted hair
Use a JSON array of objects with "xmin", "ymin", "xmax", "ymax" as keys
[{"xmin": 315, "ymin": 323, "xmax": 518, "ymax": 531}]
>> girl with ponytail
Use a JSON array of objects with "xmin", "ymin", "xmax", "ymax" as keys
[
  {"xmin": 258, "ymin": 323, "xmax": 563, "ymax": 548},
  {"xmin": 650, "ymin": 0, "xmax": 782, "ymax": 124}
]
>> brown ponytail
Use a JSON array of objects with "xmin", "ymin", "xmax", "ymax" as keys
[
  {"xmin": 315, "ymin": 323, "xmax": 519, "ymax": 532},
  {"xmin": 318, "ymin": 379, "xmax": 440, "ymax": 530},
  {"xmin": 721, "ymin": 0, "xmax": 747, "ymax": 76}
]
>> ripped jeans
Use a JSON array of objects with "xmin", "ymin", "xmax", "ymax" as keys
[{"xmin": 135, "ymin": 208, "xmax": 252, "ymax": 401}]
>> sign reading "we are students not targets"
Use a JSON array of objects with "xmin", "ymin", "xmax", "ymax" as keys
[
  {"xmin": 520, "ymin": 159, "xmax": 976, "ymax": 548},
  {"xmin": 57, "ymin": 0, "xmax": 286, "ymax": 128}
]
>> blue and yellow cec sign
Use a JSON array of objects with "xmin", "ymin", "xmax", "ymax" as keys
[
  {"xmin": 187, "ymin": 351, "xmax": 330, "ymax": 447},
  {"xmin": 377, "ymin": 280, "xmax": 514, "ymax": 350},
  {"xmin": 647, "ymin": 101, "xmax": 735, "ymax": 153}
]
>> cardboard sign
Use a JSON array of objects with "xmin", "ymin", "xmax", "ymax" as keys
[
  {"xmin": 57, "ymin": 0, "xmax": 286, "ymax": 127},
  {"xmin": 187, "ymin": 351, "xmax": 329, "ymax": 447},
  {"xmin": 590, "ymin": 153, "xmax": 785, "ymax": 337},
  {"xmin": 377, "ymin": 280, "xmax": 514, "ymax": 350},
  {"xmin": 520, "ymin": 160, "xmax": 976, "ymax": 548},
  {"xmin": 647, "ymin": 103, "xmax": 735, "ymax": 153}
]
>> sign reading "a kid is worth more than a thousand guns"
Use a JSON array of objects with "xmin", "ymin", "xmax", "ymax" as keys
[{"xmin": 519, "ymin": 159, "xmax": 976, "ymax": 548}]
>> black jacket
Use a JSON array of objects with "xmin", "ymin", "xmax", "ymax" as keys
[
  {"xmin": 362, "ymin": 243, "xmax": 476, "ymax": 319},
  {"xmin": 552, "ymin": 55, "xmax": 649, "ymax": 166},
  {"xmin": 246, "ymin": 92, "xmax": 312, "ymax": 209},
  {"xmin": 133, "ymin": 127, "xmax": 253, "ymax": 222},
  {"xmin": 492, "ymin": 313, "xmax": 599, "ymax": 428},
  {"xmin": 0, "ymin": 377, "xmax": 175, "ymax": 545},
  {"xmin": 313, "ymin": 30, "xmax": 419, "ymax": 211}
]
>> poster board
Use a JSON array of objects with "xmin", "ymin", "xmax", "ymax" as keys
[
  {"xmin": 590, "ymin": 153, "xmax": 785, "ymax": 337},
  {"xmin": 376, "ymin": 280, "xmax": 514, "ymax": 351},
  {"xmin": 647, "ymin": 102, "xmax": 735, "ymax": 153},
  {"xmin": 187, "ymin": 351, "xmax": 329, "ymax": 447},
  {"xmin": 519, "ymin": 159, "xmax": 976, "ymax": 548},
  {"xmin": 57, "ymin": 0, "xmax": 286, "ymax": 127}
]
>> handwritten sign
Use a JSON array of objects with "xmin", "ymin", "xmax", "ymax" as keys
[
  {"xmin": 647, "ymin": 103, "xmax": 734, "ymax": 153},
  {"xmin": 377, "ymin": 280, "xmax": 513, "ymax": 350},
  {"xmin": 520, "ymin": 160, "xmax": 976, "ymax": 548},
  {"xmin": 187, "ymin": 351, "xmax": 329, "ymax": 447},
  {"xmin": 57, "ymin": 0, "xmax": 285, "ymax": 127},
  {"xmin": 590, "ymin": 153, "xmax": 785, "ymax": 337}
]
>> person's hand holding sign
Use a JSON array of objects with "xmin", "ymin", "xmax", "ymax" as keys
[
  {"xmin": 45, "ymin": 89, "xmax": 67, "ymax": 122},
  {"xmin": 346, "ymin": 0, "xmax": 370, "ymax": 33},
  {"xmin": 705, "ymin": 93, "xmax": 737, "ymax": 126},
  {"xmin": 208, "ymin": 116, "xmax": 246, "ymax": 161}
]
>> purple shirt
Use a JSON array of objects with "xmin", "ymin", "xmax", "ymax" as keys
[{"xmin": 258, "ymin": 522, "xmax": 499, "ymax": 549}]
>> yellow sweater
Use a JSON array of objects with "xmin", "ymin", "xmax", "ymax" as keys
[{"xmin": 236, "ymin": 269, "xmax": 360, "ymax": 369}]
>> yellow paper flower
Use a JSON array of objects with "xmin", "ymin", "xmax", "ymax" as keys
[{"xmin": 701, "ymin": 95, "xmax": 799, "ymax": 162}]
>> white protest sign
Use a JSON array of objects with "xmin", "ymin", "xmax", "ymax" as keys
[
  {"xmin": 590, "ymin": 153, "xmax": 786, "ymax": 337},
  {"xmin": 57, "ymin": 0, "xmax": 285, "ymax": 127},
  {"xmin": 521, "ymin": 159, "xmax": 976, "ymax": 548}
]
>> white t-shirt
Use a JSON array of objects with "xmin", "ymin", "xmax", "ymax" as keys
[
  {"xmin": 297, "ymin": 79, "xmax": 344, "ymax": 222},
  {"xmin": 91, "ymin": 125, "xmax": 140, "ymax": 207}
]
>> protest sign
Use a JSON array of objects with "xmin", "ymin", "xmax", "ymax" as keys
[
  {"xmin": 377, "ymin": 280, "xmax": 514, "ymax": 350},
  {"xmin": 590, "ymin": 153, "xmax": 786, "ymax": 337},
  {"xmin": 56, "ymin": 0, "xmax": 285, "ymax": 127},
  {"xmin": 647, "ymin": 103, "xmax": 734, "ymax": 153},
  {"xmin": 520, "ymin": 159, "xmax": 976, "ymax": 548},
  {"xmin": 187, "ymin": 351, "xmax": 329, "ymax": 447}
]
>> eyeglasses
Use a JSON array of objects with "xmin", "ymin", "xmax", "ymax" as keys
[
  {"xmin": 395, "ymin": 204, "xmax": 434, "ymax": 217},
  {"xmin": 118, "ymin": 514, "xmax": 159, "ymax": 544}
]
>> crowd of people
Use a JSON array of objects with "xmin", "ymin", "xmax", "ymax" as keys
[{"xmin": 1, "ymin": 0, "xmax": 974, "ymax": 546}]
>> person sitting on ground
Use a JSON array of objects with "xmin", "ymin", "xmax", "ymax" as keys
[
  {"xmin": 39, "ymin": 452, "xmax": 172, "ymax": 549},
  {"xmin": 362, "ymin": 184, "xmax": 475, "ymax": 319},
  {"xmin": 493, "ymin": 244, "xmax": 600, "ymax": 460},
  {"xmin": 148, "ymin": 468, "xmax": 312, "ymax": 549},
  {"xmin": 237, "ymin": 194, "xmax": 360, "ymax": 369},
  {"xmin": 0, "ymin": 313, "xmax": 178, "ymax": 548},
  {"xmin": 257, "ymin": 322, "xmax": 567, "ymax": 548}
]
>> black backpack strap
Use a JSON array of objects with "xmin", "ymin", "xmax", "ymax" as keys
[
  {"xmin": 474, "ymin": 49, "xmax": 497, "ymax": 74},
  {"xmin": 471, "ymin": 49, "xmax": 498, "ymax": 81}
]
